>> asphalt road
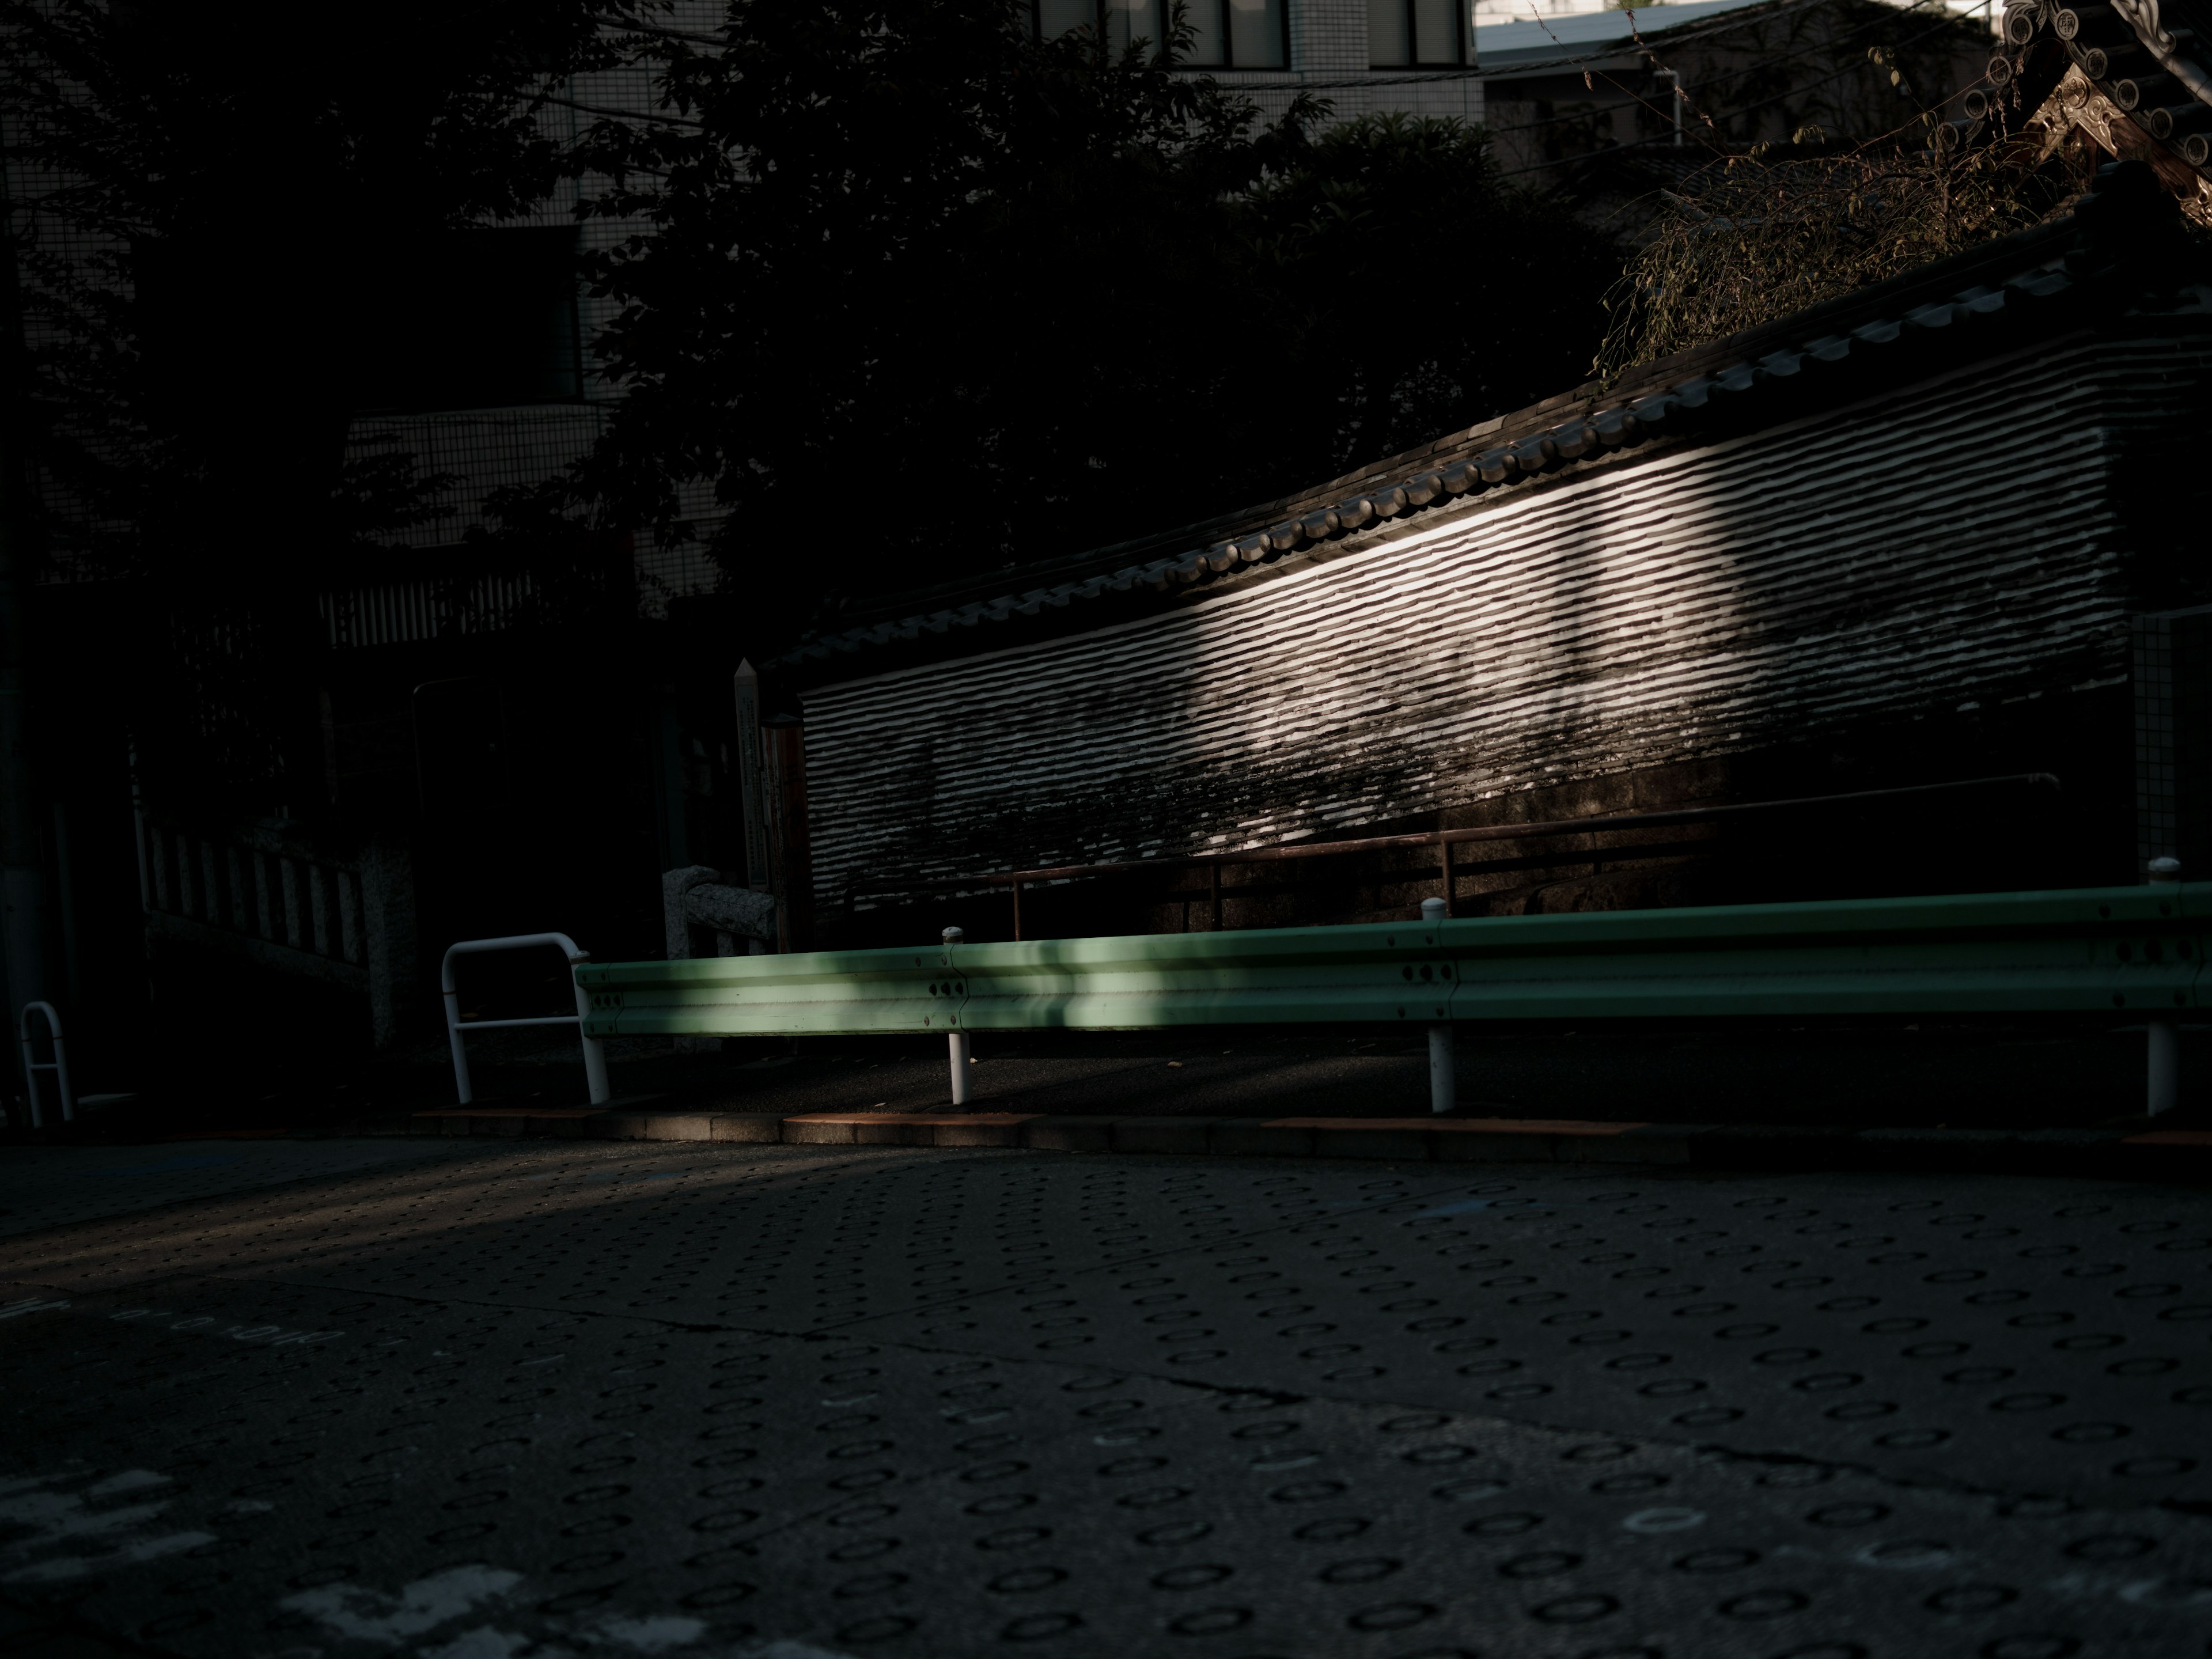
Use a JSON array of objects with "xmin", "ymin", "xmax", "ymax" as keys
[{"xmin": 2, "ymin": 1137, "xmax": 2209, "ymax": 1657}]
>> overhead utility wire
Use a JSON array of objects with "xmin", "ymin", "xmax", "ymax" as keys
[
  {"xmin": 1460, "ymin": 0, "xmax": 1847, "ymax": 81},
  {"xmin": 537, "ymin": 0, "xmax": 1971, "ymax": 146},
  {"xmin": 1480, "ymin": 0, "xmax": 1967, "ymax": 142},
  {"xmin": 568, "ymin": 0, "xmax": 1848, "ymax": 98},
  {"xmin": 1490, "ymin": 1, "xmax": 1988, "ymax": 178},
  {"xmin": 589, "ymin": 0, "xmax": 1846, "ymax": 71},
  {"xmin": 605, "ymin": 18, "xmax": 726, "ymax": 45},
  {"xmin": 1067, "ymin": 0, "xmax": 1847, "ymax": 93},
  {"xmin": 1501, "ymin": 0, "xmax": 1980, "ymax": 152},
  {"xmin": 540, "ymin": 92, "xmax": 704, "ymax": 126},
  {"xmin": 539, "ymin": 3, "xmax": 1865, "ymax": 141}
]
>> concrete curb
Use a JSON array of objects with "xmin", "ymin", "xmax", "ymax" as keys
[{"xmin": 411, "ymin": 1108, "xmax": 2212, "ymax": 1180}]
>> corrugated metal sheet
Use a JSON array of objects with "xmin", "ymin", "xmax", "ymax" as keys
[{"xmin": 801, "ymin": 337, "xmax": 2203, "ymax": 919}]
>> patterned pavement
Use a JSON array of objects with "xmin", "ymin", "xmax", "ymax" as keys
[{"xmin": 2, "ymin": 1137, "xmax": 2208, "ymax": 1657}]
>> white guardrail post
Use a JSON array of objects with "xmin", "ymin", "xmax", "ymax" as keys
[
  {"xmin": 1421, "ymin": 897, "xmax": 1456, "ymax": 1113},
  {"xmin": 942, "ymin": 926, "xmax": 972, "ymax": 1106},
  {"xmin": 2148, "ymin": 858, "xmax": 2183, "ymax": 1116},
  {"xmin": 17, "ymin": 1001, "xmax": 73, "ymax": 1128},
  {"xmin": 441, "ymin": 933, "xmax": 612, "ymax": 1108}
]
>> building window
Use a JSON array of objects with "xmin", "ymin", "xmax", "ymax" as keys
[
  {"xmin": 1036, "ymin": 0, "xmax": 1100, "ymax": 40},
  {"xmin": 1370, "ymin": 0, "xmax": 1467, "ymax": 66},
  {"xmin": 1033, "ymin": 0, "xmax": 1288, "ymax": 69},
  {"xmin": 1181, "ymin": 0, "xmax": 1289, "ymax": 67}
]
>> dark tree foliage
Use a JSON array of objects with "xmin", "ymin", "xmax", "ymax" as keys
[
  {"xmin": 1594, "ymin": 136, "xmax": 2082, "ymax": 379},
  {"xmin": 2, "ymin": 0, "xmax": 639, "ymax": 798},
  {"xmin": 1238, "ymin": 113, "xmax": 1619, "ymax": 477},
  {"xmin": 6, "ymin": 0, "xmax": 639, "ymax": 577},
  {"xmin": 552, "ymin": 0, "xmax": 1618, "ymax": 641}
]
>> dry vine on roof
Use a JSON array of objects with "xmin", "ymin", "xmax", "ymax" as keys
[{"xmin": 1593, "ymin": 135, "xmax": 2077, "ymax": 378}]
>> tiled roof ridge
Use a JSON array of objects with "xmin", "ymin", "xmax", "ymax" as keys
[{"xmin": 778, "ymin": 183, "xmax": 2183, "ymax": 670}]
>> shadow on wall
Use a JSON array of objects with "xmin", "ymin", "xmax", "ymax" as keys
[
  {"xmin": 801, "ymin": 336, "xmax": 2146, "ymax": 952},
  {"xmin": 825, "ymin": 733, "xmax": 2103, "ymax": 952}
]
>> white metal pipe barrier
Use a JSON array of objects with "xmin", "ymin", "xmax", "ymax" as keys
[
  {"xmin": 2149, "ymin": 857, "xmax": 2183, "ymax": 1115},
  {"xmin": 943, "ymin": 926, "xmax": 972, "ymax": 1105},
  {"xmin": 442, "ymin": 934, "xmax": 611, "ymax": 1107},
  {"xmin": 1421, "ymin": 898, "xmax": 1456, "ymax": 1113},
  {"xmin": 17, "ymin": 1001, "xmax": 71, "ymax": 1128}
]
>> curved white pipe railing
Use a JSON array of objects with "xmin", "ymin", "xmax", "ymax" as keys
[
  {"xmin": 17, "ymin": 1001, "xmax": 71, "ymax": 1128},
  {"xmin": 441, "ymin": 934, "xmax": 611, "ymax": 1108}
]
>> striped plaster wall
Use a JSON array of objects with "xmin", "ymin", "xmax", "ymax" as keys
[{"xmin": 800, "ymin": 336, "xmax": 2200, "ymax": 921}]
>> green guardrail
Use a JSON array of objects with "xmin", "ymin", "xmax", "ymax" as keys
[{"xmin": 574, "ymin": 880, "xmax": 2205, "ymax": 1116}]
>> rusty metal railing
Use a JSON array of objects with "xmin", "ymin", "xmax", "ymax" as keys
[{"xmin": 959, "ymin": 772, "xmax": 2062, "ymax": 939}]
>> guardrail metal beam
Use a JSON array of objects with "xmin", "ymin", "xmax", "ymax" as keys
[{"xmin": 575, "ymin": 880, "xmax": 2206, "ymax": 1117}]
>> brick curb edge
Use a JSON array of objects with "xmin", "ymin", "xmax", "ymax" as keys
[{"xmin": 412, "ymin": 1108, "xmax": 2212, "ymax": 1181}]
